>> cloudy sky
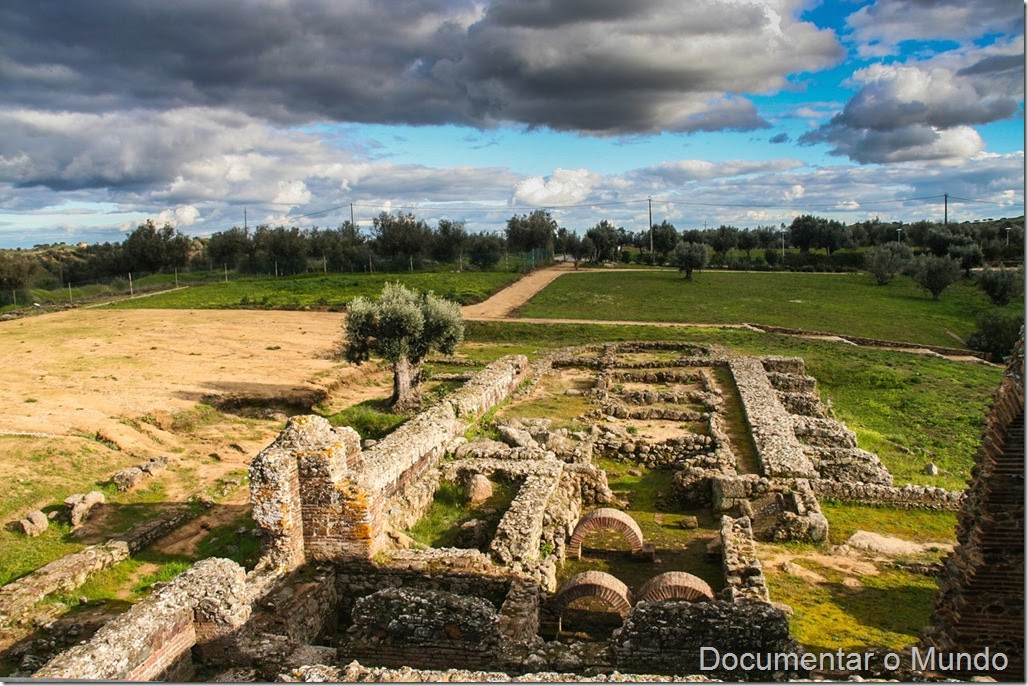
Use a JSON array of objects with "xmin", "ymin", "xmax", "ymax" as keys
[{"xmin": 0, "ymin": 0, "xmax": 1023, "ymax": 247}]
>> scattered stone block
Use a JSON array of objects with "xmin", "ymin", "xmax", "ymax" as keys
[
  {"xmin": 679, "ymin": 515, "xmax": 699, "ymax": 529},
  {"xmin": 922, "ymin": 462, "xmax": 940, "ymax": 476},
  {"xmin": 465, "ymin": 473, "xmax": 493, "ymax": 505},
  {"xmin": 455, "ymin": 519, "xmax": 490, "ymax": 549},
  {"xmin": 15, "ymin": 510, "xmax": 49, "ymax": 537},
  {"xmin": 139, "ymin": 456, "xmax": 168, "ymax": 475},
  {"xmin": 112, "ymin": 467, "xmax": 144, "ymax": 492},
  {"xmin": 65, "ymin": 491, "xmax": 105, "ymax": 527}
]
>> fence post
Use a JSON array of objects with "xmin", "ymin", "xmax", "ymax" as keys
[{"xmin": 128, "ymin": 273, "xmax": 133, "ymax": 296}]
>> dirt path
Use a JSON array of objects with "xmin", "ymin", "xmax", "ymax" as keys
[
  {"xmin": 462, "ymin": 261, "xmax": 575, "ymax": 318},
  {"xmin": 461, "ymin": 264, "xmax": 993, "ymax": 365}
]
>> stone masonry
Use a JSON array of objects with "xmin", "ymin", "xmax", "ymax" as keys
[{"xmin": 922, "ymin": 332, "xmax": 1024, "ymax": 681}]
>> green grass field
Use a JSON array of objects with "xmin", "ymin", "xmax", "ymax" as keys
[
  {"xmin": 464, "ymin": 321, "xmax": 1001, "ymax": 490},
  {"xmin": 105, "ymin": 270, "xmax": 520, "ymax": 310},
  {"xmin": 517, "ymin": 270, "xmax": 1013, "ymax": 348}
]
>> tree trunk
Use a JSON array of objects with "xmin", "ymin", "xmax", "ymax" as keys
[{"xmin": 390, "ymin": 357, "xmax": 423, "ymax": 412}]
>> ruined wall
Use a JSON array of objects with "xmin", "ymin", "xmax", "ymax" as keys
[
  {"xmin": 711, "ymin": 476, "xmax": 828, "ymax": 542},
  {"xmin": 612, "ymin": 600, "xmax": 802, "ymax": 679},
  {"xmin": 0, "ymin": 541, "xmax": 129, "ymax": 627},
  {"xmin": 341, "ymin": 588, "xmax": 506, "ymax": 671},
  {"xmin": 922, "ymin": 334, "xmax": 1025, "ymax": 681},
  {"xmin": 719, "ymin": 515, "xmax": 770, "ymax": 602},
  {"xmin": 812, "ymin": 479, "xmax": 963, "ymax": 510},
  {"xmin": 33, "ymin": 558, "xmax": 250, "ymax": 681},
  {"xmin": 333, "ymin": 549, "xmax": 512, "ymax": 620},
  {"xmin": 248, "ymin": 355, "xmax": 529, "ymax": 565},
  {"xmin": 729, "ymin": 358, "xmax": 818, "ymax": 478}
]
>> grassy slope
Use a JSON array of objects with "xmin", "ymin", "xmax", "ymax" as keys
[
  {"xmin": 516, "ymin": 270, "xmax": 1015, "ymax": 348},
  {"xmin": 107, "ymin": 270, "xmax": 520, "ymax": 310}
]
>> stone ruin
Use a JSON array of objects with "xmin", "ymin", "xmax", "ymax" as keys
[
  {"xmin": 922, "ymin": 333, "xmax": 1024, "ymax": 680},
  {"xmin": 27, "ymin": 341, "xmax": 989, "ymax": 681}
]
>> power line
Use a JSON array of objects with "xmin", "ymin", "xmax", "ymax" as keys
[
  {"xmin": 946, "ymin": 194, "xmax": 1025, "ymax": 206},
  {"xmin": 283, "ymin": 192, "xmax": 1011, "ymax": 222}
]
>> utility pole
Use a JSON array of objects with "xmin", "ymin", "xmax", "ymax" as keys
[
  {"xmin": 648, "ymin": 197, "xmax": 654, "ymax": 266},
  {"xmin": 1006, "ymin": 227, "xmax": 1011, "ymax": 246},
  {"xmin": 943, "ymin": 193, "xmax": 948, "ymax": 226},
  {"xmin": 350, "ymin": 203, "xmax": 355, "ymax": 229},
  {"xmin": 128, "ymin": 272, "xmax": 133, "ymax": 296},
  {"xmin": 244, "ymin": 207, "xmax": 248, "ymax": 231}
]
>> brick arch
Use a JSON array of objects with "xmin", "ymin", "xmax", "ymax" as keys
[
  {"xmin": 553, "ymin": 571, "xmax": 635, "ymax": 618},
  {"xmin": 568, "ymin": 508, "xmax": 644, "ymax": 560},
  {"xmin": 637, "ymin": 571, "xmax": 715, "ymax": 604}
]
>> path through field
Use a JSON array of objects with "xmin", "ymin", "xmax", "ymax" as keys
[{"xmin": 462, "ymin": 263, "xmax": 993, "ymax": 364}]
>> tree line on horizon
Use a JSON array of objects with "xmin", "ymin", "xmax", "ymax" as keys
[{"xmin": 0, "ymin": 210, "xmax": 1023, "ymax": 294}]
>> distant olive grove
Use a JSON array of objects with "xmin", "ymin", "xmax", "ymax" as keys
[{"xmin": 1, "ymin": 210, "xmax": 1022, "ymax": 297}]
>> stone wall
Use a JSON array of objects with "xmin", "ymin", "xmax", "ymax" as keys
[
  {"xmin": 922, "ymin": 332, "xmax": 1024, "ymax": 680},
  {"xmin": 33, "ymin": 558, "xmax": 250, "ymax": 681},
  {"xmin": 812, "ymin": 479, "xmax": 963, "ymax": 510},
  {"xmin": 284, "ymin": 660, "xmax": 712, "ymax": 682},
  {"xmin": 711, "ymin": 476, "xmax": 828, "ymax": 542},
  {"xmin": 728, "ymin": 358, "xmax": 818, "ymax": 478},
  {"xmin": 0, "ymin": 540, "xmax": 129, "ymax": 627},
  {"xmin": 341, "ymin": 588, "xmax": 506, "ymax": 671},
  {"xmin": 611, "ymin": 599, "xmax": 802, "ymax": 679},
  {"xmin": 0, "ymin": 505, "xmax": 202, "ymax": 629},
  {"xmin": 248, "ymin": 355, "xmax": 529, "ymax": 566},
  {"xmin": 333, "ymin": 549, "xmax": 513, "ymax": 620},
  {"xmin": 490, "ymin": 465, "xmax": 564, "ymax": 567},
  {"xmin": 719, "ymin": 515, "xmax": 770, "ymax": 602}
]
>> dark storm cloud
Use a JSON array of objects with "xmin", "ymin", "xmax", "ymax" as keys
[{"xmin": 0, "ymin": 0, "xmax": 841, "ymax": 135}]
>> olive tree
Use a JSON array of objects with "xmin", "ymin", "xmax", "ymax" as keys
[
  {"xmin": 864, "ymin": 241, "xmax": 912, "ymax": 285},
  {"xmin": 910, "ymin": 254, "xmax": 962, "ymax": 300},
  {"xmin": 343, "ymin": 283, "xmax": 464, "ymax": 411},
  {"xmin": 675, "ymin": 242, "xmax": 709, "ymax": 280}
]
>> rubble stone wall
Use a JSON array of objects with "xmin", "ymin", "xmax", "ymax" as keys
[
  {"xmin": 0, "ymin": 540, "xmax": 129, "ymax": 627},
  {"xmin": 729, "ymin": 358, "xmax": 817, "ymax": 478},
  {"xmin": 612, "ymin": 600, "xmax": 802, "ymax": 679},
  {"xmin": 719, "ymin": 516, "xmax": 770, "ymax": 602},
  {"xmin": 34, "ymin": 558, "xmax": 249, "ymax": 681},
  {"xmin": 490, "ymin": 466, "xmax": 564, "ymax": 566},
  {"xmin": 333, "ymin": 550, "xmax": 512, "ymax": 619},
  {"xmin": 811, "ymin": 480, "xmax": 963, "ymax": 510},
  {"xmin": 342, "ymin": 588, "xmax": 505, "ymax": 671}
]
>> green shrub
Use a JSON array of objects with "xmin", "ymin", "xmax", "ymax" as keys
[
  {"xmin": 966, "ymin": 310, "xmax": 1024, "ymax": 361},
  {"xmin": 976, "ymin": 269, "xmax": 1023, "ymax": 306}
]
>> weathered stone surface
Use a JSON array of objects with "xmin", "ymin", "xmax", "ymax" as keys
[
  {"xmin": 140, "ymin": 456, "xmax": 169, "ymax": 475},
  {"xmin": 343, "ymin": 588, "xmax": 503, "ymax": 671},
  {"xmin": 0, "ymin": 540, "xmax": 130, "ymax": 626},
  {"xmin": 15, "ymin": 509, "xmax": 49, "ymax": 537},
  {"xmin": 112, "ymin": 466, "xmax": 145, "ymax": 492},
  {"xmin": 66, "ymin": 490, "xmax": 106, "ymax": 527},
  {"xmin": 729, "ymin": 358, "xmax": 817, "ymax": 479},
  {"xmin": 615, "ymin": 600, "xmax": 801, "ymax": 679},
  {"xmin": 719, "ymin": 516, "xmax": 769, "ymax": 602},
  {"xmin": 465, "ymin": 474, "xmax": 494, "ymax": 505},
  {"xmin": 34, "ymin": 558, "xmax": 247, "ymax": 680}
]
